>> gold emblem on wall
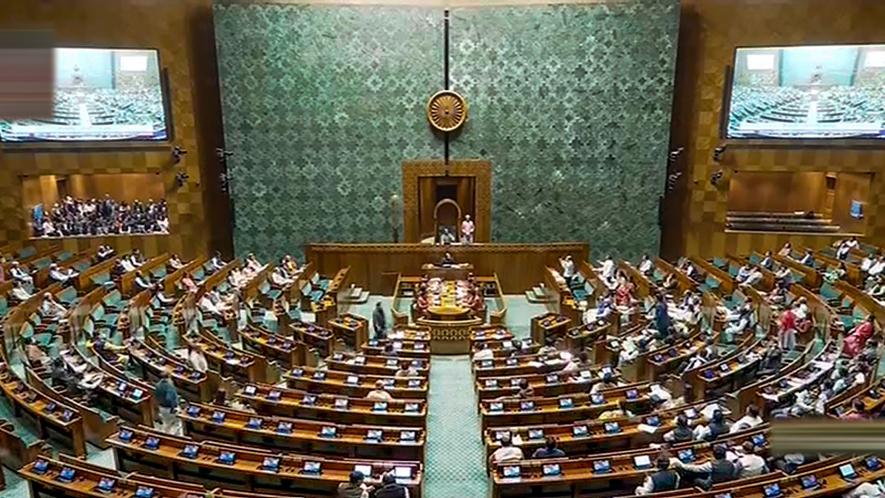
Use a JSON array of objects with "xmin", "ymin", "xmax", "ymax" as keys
[{"xmin": 426, "ymin": 90, "xmax": 468, "ymax": 132}]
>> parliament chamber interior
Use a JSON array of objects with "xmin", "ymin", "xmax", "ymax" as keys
[{"xmin": 1, "ymin": 0, "xmax": 885, "ymax": 497}]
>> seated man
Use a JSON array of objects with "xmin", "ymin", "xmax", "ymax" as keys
[
  {"xmin": 674, "ymin": 444, "xmax": 737, "ymax": 489},
  {"xmin": 366, "ymin": 380, "xmax": 393, "ymax": 402},
  {"xmin": 9, "ymin": 261, "xmax": 33, "ymax": 286},
  {"xmin": 134, "ymin": 271, "xmax": 155, "ymax": 292},
  {"xmin": 40, "ymin": 293, "xmax": 67, "ymax": 322},
  {"xmin": 48, "ymin": 263, "xmax": 78, "ymax": 285},
  {"xmin": 439, "ymin": 251, "xmax": 455, "ymax": 266},
  {"xmin": 10, "ymin": 280, "xmax": 32, "ymax": 303},
  {"xmin": 488, "ymin": 434, "xmax": 523, "ymax": 467},
  {"xmin": 209, "ymin": 251, "xmax": 226, "ymax": 272},
  {"xmin": 167, "ymin": 253, "xmax": 185, "ymax": 271}
]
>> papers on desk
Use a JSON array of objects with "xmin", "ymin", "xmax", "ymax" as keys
[{"xmin": 637, "ymin": 423, "xmax": 658, "ymax": 434}]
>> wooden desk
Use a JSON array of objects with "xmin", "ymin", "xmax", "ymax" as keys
[
  {"xmin": 108, "ymin": 426, "xmax": 424, "ymax": 498},
  {"xmin": 236, "ymin": 383, "xmax": 427, "ymax": 428},
  {"xmin": 530, "ymin": 313, "xmax": 572, "ymax": 345},
  {"xmin": 328, "ymin": 313, "xmax": 369, "ymax": 350},
  {"xmin": 490, "ymin": 426, "xmax": 769, "ymax": 498},
  {"xmin": 475, "ymin": 365, "xmax": 615, "ymax": 401},
  {"xmin": 180, "ymin": 402, "xmax": 425, "ymax": 462},
  {"xmin": 182, "ymin": 329, "xmax": 268, "ymax": 384},
  {"xmin": 480, "ymin": 382, "xmax": 652, "ymax": 429},
  {"xmin": 284, "ymin": 366, "xmax": 428, "ymax": 400},
  {"xmin": 0, "ymin": 363, "xmax": 86, "ymax": 456},
  {"xmin": 360, "ymin": 339, "xmax": 431, "ymax": 359},
  {"xmin": 420, "ymin": 263, "xmax": 473, "ymax": 281},
  {"xmin": 240, "ymin": 325, "xmax": 307, "ymax": 370},
  {"xmin": 326, "ymin": 351, "xmax": 429, "ymax": 378},
  {"xmin": 305, "ymin": 242, "xmax": 589, "ymax": 295},
  {"xmin": 129, "ymin": 338, "xmax": 215, "ymax": 403},
  {"xmin": 289, "ymin": 321, "xmax": 336, "ymax": 359}
]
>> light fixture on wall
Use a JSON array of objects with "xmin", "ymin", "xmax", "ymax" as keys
[
  {"xmin": 713, "ymin": 145, "xmax": 727, "ymax": 163},
  {"xmin": 172, "ymin": 145, "xmax": 188, "ymax": 165},
  {"xmin": 710, "ymin": 169, "xmax": 724, "ymax": 187}
]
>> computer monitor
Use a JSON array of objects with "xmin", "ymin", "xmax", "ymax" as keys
[
  {"xmin": 303, "ymin": 461, "xmax": 321, "ymax": 474},
  {"xmin": 645, "ymin": 415, "xmax": 661, "ymax": 426},
  {"xmin": 320, "ymin": 426, "xmax": 337, "ymax": 438},
  {"xmin": 494, "ymin": 431, "xmax": 510, "ymax": 441},
  {"xmin": 135, "ymin": 486, "xmax": 155, "ymax": 498},
  {"xmin": 33, "ymin": 459, "xmax": 49, "ymax": 474},
  {"xmin": 503, "ymin": 466, "xmax": 521, "ymax": 478},
  {"xmin": 61, "ymin": 409, "xmax": 75, "ymax": 422},
  {"xmin": 394, "ymin": 466, "xmax": 412, "ymax": 479},
  {"xmin": 118, "ymin": 429, "xmax": 134, "ymax": 442},
  {"xmin": 702, "ymin": 368, "xmax": 715, "ymax": 379},
  {"xmin": 542, "ymin": 464, "xmax": 561, "ymax": 476},
  {"xmin": 572, "ymin": 425, "xmax": 589, "ymax": 437},
  {"xmin": 528, "ymin": 429, "xmax": 544, "ymax": 440},
  {"xmin": 801, "ymin": 475, "xmax": 819, "ymax": 489},
  {"xmin": 481, "ymin": 360, "xmax": 493, "ymax": 368},
  {"xmin": 591, "ymin": 393, "xmax": 605, "ymax": 405},
  {"xmin": 346, "ymin": 375, "xmax": 359, "ymax": 385},
  {"xmin": 144, "ymin": 437, "xmax": 160, "ymax": 450},
  {"xmin": 57, "ymin": 467, "xmax": 75, "ymax": 483},
  {"xmin": 866, "ymin": 456, "xmax": 881, "ymax": 471},
  {"xmin": 218, "ymin": 451, "xmax": 236, "ymax": 465},
  {"xmin": 301, "ymin": 394, "xmax": 317, "ymax": 405},
  {"xmin": 312, "ymin": 371, "xmax": 326, "ymax": 380},
  {"xmin": 246, "ymin": 417, "xmax": 262, "ymax": 429},
  {"xmin": 625, "ymin": 389, "xmax": 639, "ymax": 400},
  {"xmin": 719, "ymin": 363, "xmax": 731, "ymax": 372},
  {"xmin": 334, "ymin": 399, "xmax": 349, "ymax": 409},
  {"xmin": 354, "ymin": 464, "xmax": 372, "ymax": 477},
  {"xmin": 839, "ymin": 463, "xmax": 857, "ymax": 480},
  {"xmin": 763, "ymin": 483, "xmax": 782, "ymax": 498},
  {"xmin": 186, "ymin": 405, "xmax": 201, "ymax": 417},
  {"xmin": 604, "ymin": 422, "xmax": 621, "ymax": 434},
  {"xmin": 520, "ymin": 401, "xmax": 534, "ymax": 411},
  {"xmin": 678, "ymin": 449, "xmax": 695, "ymax": 463},
  {"xmin": 400, "ymin": 431, "xmax": 416, "ymax": 441},
  {"xmin": 267, "ymin": 390, "xmax": 281, "ymax": 401},
  {"xmin": 633, "ymin": 455, "xmax": 652, "ymax": 469},
  {"xmin": 181, "ymin": 444, "xmax": 199, "ymax": 459},
  {"xmin": 291, "ymin": 368, "xmax": 304, "ymax": 377},
  {"xmin": 484, "ymin": 379, "xmax": 498, "ymax": 388},
  {"xmin": 366, "ymin": 430, "xmax": 383, "ymax": 441},
  {"xmin": 404, "ymin": 403, "xmax": 419, "ymax": 412},
  {"xmin": 211, "ymin": 411, "xmax": 225, "ymax": 423},
  {"xmin": 684, "ymin": 408, "xmax": 698, "ymax": 419},
  {"xmin": 752, "ymin": 434, "xmax": 766, "ymax": 447},
  {"xmin": 262, "ymin": 457, "xmax": 280, "ymax": 472},
  {"xmin": 559, "ymin": 398, "xmax": 574, "ymax": 409},
  {"xmin": 546, "ymin": 374, "xmax": 559, "ymax": 384},
  {"xmin": 131, "ymin": 389, "xmax": 144, "ymax": 400},
  {"xmin": 489, "ymin": 402, "xmax": 504, "ymax": 412},
  {"xmin": 506, "ymin": 358, "xmax": 518, "ymax": 366},
  {"xmin": 97, "ymin": 477, "xmax": 116, "ymax": 493},
  {"xmin": 277, "ymin": 422, "xmax": 293, "ymax": 434},
  {"xmin": 373, "ymin": 402, "xmax": 389, "ymax": 412},
  {"xmin": 593, "ymin": 460, "xmax": 611, "ymax": 473},
  {"xmin": 408, "ymin": 379, "xmax": 421, "ymax": 388}
]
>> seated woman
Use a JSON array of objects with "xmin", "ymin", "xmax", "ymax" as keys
[{"xmin": 844, "ymin": 315, "xmax": 877, "ymax": 358}]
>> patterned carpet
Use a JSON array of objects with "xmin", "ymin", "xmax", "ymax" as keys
[{"xmin": 425, "ymin": 355, "xmax": 489, "ymax": 498}]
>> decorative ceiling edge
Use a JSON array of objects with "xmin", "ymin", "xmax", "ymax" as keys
[{"xmin": 214, "ymin": 0, "xmax": 635, "ymax": 7}]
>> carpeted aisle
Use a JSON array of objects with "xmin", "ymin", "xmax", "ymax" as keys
[{"xmin": 424, "ymin": 355, "xmax": 489, "ymax": 498}]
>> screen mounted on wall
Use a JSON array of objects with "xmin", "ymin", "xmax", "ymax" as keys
[
  {"xmin": 726, "ymin": 44, "xmax": 885, "ymax": 140},
  {"xmin": 0, "ymin": 48, "xmax": 169, "ymax": 143}
]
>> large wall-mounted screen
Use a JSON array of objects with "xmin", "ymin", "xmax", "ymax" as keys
[
  {"xmin": 0, "ymin": 48, "xmax": 169, "ymax": 143},
  {"xmin": 726, "ymin": 44, "xmax": 885, "ymax": 140}
]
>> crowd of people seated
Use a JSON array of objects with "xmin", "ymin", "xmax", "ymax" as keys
[
  {"xmin": 31, "ymin": 195, "xmax": 169, "ymax": 237},
  {"xmin": 414, "ymin": 274, "xmax": 485, "ymax": 316}
]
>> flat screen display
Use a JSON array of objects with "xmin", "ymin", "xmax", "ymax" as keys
[
  {"xmin": 0, "ymin": 47, "xmax": 169, "ymax": 143},
  {"xmin": 726, "ymin": 44, "xmax": 885, "ymax": 139}
]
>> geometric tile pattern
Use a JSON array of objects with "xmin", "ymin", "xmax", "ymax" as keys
[
  {"xmin": 215, "ymin": 1, "xmax": 680, "ymax": 262},
  {"xmin": 449, "ymin": 0, "xmax": 680, "ymax": 260},
  {"xmin": 214, "ymin": 4, "xmax": 443, "ymax": 260},
  {"xmin": 671, "ymin": 0, "xmax": 885, "ymax": 258}
]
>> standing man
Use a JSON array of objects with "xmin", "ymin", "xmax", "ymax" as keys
[
  {"xmin": 559, "ymin": 255, "xmax": 575, "ymax": 286},
  {"xmin": 154, "ymin": 372, "xmax": 180, "ymax": 435},
  {"xmin": 461, "ymin": 215, "xmax": 475, "ymax": 245},
  {"xmin": 373, "ymin": 302, "xmax": 387, "ymax": 339}
]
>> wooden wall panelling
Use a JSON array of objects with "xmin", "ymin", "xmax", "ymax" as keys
[{"xmin": 305, "ymin": 243, "xmax": 589, "ymax": 294}]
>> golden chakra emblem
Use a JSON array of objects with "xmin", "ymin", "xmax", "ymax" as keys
[{"xmin": 426, "ymin": 90, "xmax": 468, "ymax": 132}]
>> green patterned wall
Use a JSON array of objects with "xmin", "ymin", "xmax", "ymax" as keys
[
  {"xmin": 450, "ymin": 0, "xmax": 679, "ymax": 260},
  {"xmin": 214, "ymin": 4, "xmax": 442, "ymax": 260},
  {"xmin": 214, "ymin": 1, "xmax": 679, "ymax": 261}
]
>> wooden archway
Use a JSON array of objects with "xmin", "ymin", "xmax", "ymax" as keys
[{"xmin": 434, "ymin": 198, "xmax": 461, "ymax": 243}]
